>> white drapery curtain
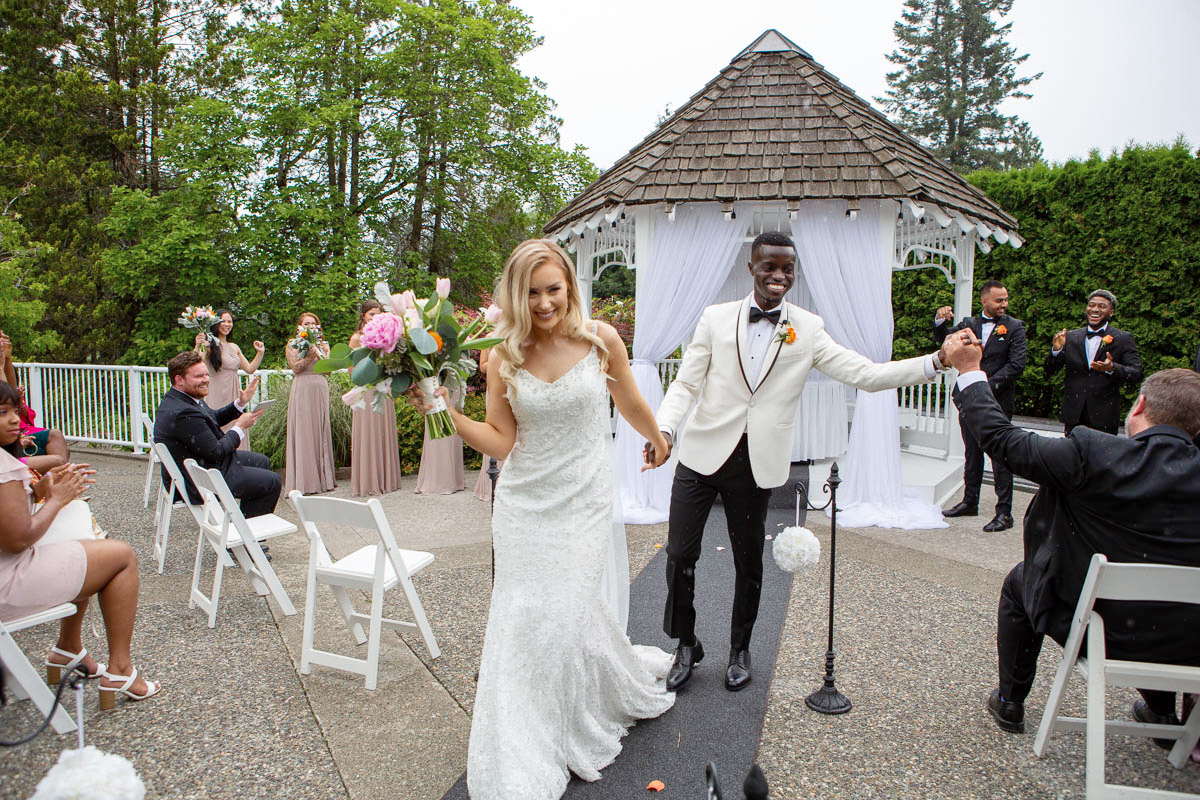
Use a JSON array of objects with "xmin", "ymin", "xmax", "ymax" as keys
[
  {"xmin": 612, "ymin": 203, "xmax": 751, "ymax": 523},
  {"xmin": 791, "ymin": 199, "xmax": 946, "ymax": 530}
]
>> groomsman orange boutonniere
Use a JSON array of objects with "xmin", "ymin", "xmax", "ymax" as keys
[
  {"xmin": 776, "ymin": 325, "xmax": 796, "ymax": 345},
  {"xmin": 995, "ymin": 324, "xmax": 1007, "ymax": 336},
  {"xmin": 1102, "ymin": 334, "xmax": 1113, "ymax": 345}
]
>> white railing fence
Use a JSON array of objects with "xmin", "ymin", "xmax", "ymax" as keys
[
  {"xmin": 15, "ymin": 360, "xmax": 953, "ymax": 458},
  {"xmin": 14, "ymin": 363, "xmax": 286, "ymax": 454}
]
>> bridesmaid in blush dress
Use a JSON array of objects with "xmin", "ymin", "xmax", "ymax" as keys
[
  {"xmin": 350, "ymin": 300, "xmax": 402, "ymax": 496},
  {"xmin": 194, "ymin": 308, "xmax": 264, "ymax": 452},
  {"xmin": 283, "ymin": 311, "xmax": 335, "ymax": 495},
  {"xmin": 414, "ymin": 382, "xmax": 465, "ymax": 495}
]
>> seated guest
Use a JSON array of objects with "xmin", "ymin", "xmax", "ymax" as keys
[
  {"xmin": 942, "ymin": 330, "xmax": 1200, "ymax": 736},
  {"xmin": 153, "ymin": 351, "xmax": 279, "ymax": 518},
  {"xmin": 0, "ymin": 381, "xmax": 161, "ymax": 707},
  {"xmin": 0, "ymin": 330, "xmax": 69, "ymax": 473}
]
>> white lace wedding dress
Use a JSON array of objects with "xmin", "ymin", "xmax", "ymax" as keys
[{"xmin": 467, "ymin": 346, "xmax": 676, "ymax": 800}]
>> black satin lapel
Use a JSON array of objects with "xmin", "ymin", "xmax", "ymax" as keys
[
  {"xmin": 736, "ymin": 300, "xmax": 752, "ymax": 393},
  {"xmin": 756, "ymin": 310, "xmax": 788, "ymax": 392}
]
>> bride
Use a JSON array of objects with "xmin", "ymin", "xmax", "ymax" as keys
[{"xmin": 434, "ymin": 239, "xmax": 675, "ymax": 799}]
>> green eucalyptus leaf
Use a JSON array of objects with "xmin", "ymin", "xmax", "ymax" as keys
[
  {"xmin": 349, "ymin": 346, "xmax": 371, "ymax": 365},
  {"xmin": 390, "ymin": 373, "xmax": 412, "ymax": 394},
  {"xmin": 313, "ymin": 358, "xmax": 348, "ymax": 374},
  {"xmin": 327, "ymin": 342, "xmax": 351, "ymax": 360},
  {"xmin": 410, "ymin": 325, "xmax": 437, "ymax": 355},
  {"xmin": 351, "ymin": 357, "xmax": 383, "ymax": 385}
]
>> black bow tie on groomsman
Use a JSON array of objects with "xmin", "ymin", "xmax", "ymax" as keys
[
  {"xmin": 1086, "ymin": 328, "xmax": 1106, "ymax": 338},
  {"xmin": 748, "ymin": 307, "xmax": 781, "ymax": 325},
  {"xmin": 981, "ymin": 316, "xmax": 997, "ymax": 324}
]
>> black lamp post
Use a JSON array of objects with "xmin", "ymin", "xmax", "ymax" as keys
[{"xmin": 795, "ymin": 462, "xmax": 851, "ymax": 715}]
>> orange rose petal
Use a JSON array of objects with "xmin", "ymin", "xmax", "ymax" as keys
[
  {"xmin": 646, "ymin": 780, "xmax": 665, "ymax": 792},
  {"xmin": 653, "ymin": 543, "xmax": 663, "ymax": 549}
]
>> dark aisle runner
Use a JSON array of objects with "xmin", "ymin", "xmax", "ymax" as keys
[{"xmin": 442, "ymin": 465, "xmax": 807, "ymax": 800}]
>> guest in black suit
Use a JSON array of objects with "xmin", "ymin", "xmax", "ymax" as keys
[
  {"xmin": 932, "ymin": 280, "xmax": 1027, "ymax": 531},
  {"xmin": 944, "ymin": 328, "xmax": 1200, "ymax": 736},
  {"xmin": 1045, "ymin": 289, "xmax": 1142, "ymax": 435},
  {"xmin": 153, "ymin": 351, "xmax": 279, "ymax": 518}
]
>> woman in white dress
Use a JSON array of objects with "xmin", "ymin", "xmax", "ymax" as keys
[{"xmin": 434, "ymin": 239, "xmax": 674, "ymax": 799}]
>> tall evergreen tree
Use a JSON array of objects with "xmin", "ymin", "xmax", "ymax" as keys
[{"xmin": 878, "ymin": 0, "xmax": 1043, "ymax": 172}]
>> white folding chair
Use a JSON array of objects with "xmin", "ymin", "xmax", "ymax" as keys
[
  {"xmin": 141, "ymin": 413, "xmax": 158, "ymax": 508},
  {"xmin": 151, "ymin": 442, "xmax": 207, "ymax": 574},
  {"xmin": 184, "ymin": 459, "xmax": 298, "ymax": 627},
  {"xmin": 1033, "ymin": 553, "xmax": 1200, "ymax": 798},
  {"xmin": 289, "ymin": 491, "xmax": 440, "ymax": 690},
  {"xmin": 0, "ymin": 603, "xmax": 79, "ymax": 734}
]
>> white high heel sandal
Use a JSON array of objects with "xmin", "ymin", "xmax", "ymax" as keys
[
  {"xmin": 44, "ymin": 646, "xmax": 105, "ymax": 685},
  {"xmin": 98, "ymin": 667, "xmax": 161, "ymax": 710}
]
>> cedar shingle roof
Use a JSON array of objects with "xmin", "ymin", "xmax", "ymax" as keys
[{"xmin": 544, "ymin": 30, "xmax": 1017, "ymax": 235}]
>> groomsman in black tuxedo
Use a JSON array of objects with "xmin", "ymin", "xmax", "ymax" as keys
[
  {"xmin": 933, "ymin": 280, "xmax": 1027, "ymax": 531},
  {"xmin": 941, "ymin": 328, "xmax": 1200, "ymax": 736},
  {"xmin": 153, "ymin": 350, "xmax": 280, "ymax": 518},
  {"xmin": 1046, "ymin": 289, "xmax": 1142, "ymax": 435}
]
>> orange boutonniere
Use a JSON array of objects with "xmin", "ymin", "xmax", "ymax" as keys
[
  {"xmin": 1102, "ymin": 334, "xmax": 1113, "ymax": 345},
  {"xmin": 776, "ymin": 325, "xmax": 796, "ymax": 345},
  {"xmin": 994, "ymin": 324, "xmax": 1007, "ymax": 336}
]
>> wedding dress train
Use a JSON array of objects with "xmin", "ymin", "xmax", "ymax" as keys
[{"xmin": 467, "ymin": 347, "xmax": 675, "ymax": 800}]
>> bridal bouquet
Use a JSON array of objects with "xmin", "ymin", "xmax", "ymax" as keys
[
  {"xmin": 317, "ymin": 279, "xmax": 503, "ymax": 439},
  {"xmin": 289, "ymin": 322, "xmax": 326, "ymax": 358}
]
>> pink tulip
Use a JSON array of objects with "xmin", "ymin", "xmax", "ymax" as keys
[
  {"xmin": 342, "ymin": 385, "xmax": 368, "ymax": 410},
  {"xmin": 482, "ymin": 304, "xmax": 502, "ymax": 324},
  {"xmin": 435, "ymin": 277, "xmax": 451, "ymax": 299},
  {"xmin": 391, "ymin": 293, "xmax": 410, "ymax": 312},
  {"xmin": 400, "ymin": 290, "xmax": 417, "ymax": 311}
]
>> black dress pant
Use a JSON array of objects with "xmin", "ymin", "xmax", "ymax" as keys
[
  {"xmin": 1064, "ymin": 403, "xmax": 1119, "ymax": 437},
  {"xmin": 997, "ymin": 563, "xmax": 1175, "ymax": 715},
  {"xmin": 960, "ymin": 409, "xmax": 1013, "ymax": 515},
  {"xmin": 664, "ymin": 435, "xmax": 771, "ymax": 651},
  {"xmin": 226, "ymin": 450, "xmax": 281, "ymax": 518}
]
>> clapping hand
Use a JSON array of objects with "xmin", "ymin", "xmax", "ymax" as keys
[
  {"xmin": 1090, "ymin": 352, "xmax": 1114, "ymax": 373},
  {"xmin": 934, "ymin": 305, "xmax": 954, "ymax": 323},
  {"xmin": 253, "ymin": 340, "xmax": 265, "ymax": 354},
  {"xmin": 1052, "ymin": 328, "xmax": 1067, "ymax": 351},
  {"xmin": 37, "ymin": 462, "xmax": 95, "ymax": 505},
  {"xmin": 238, "ymin": 375, "xmax": 260, "ymax": 408}
]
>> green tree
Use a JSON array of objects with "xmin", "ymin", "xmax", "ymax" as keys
[{"xmin": 878, "ymin": 0, "xmax": 1043, "ymax": 172}]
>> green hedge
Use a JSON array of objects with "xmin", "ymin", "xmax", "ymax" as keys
[
  {"xmin": 251, "ymin": 372, "xmax": 488, "ymax": 475},
  {"xmin": 892, "ymin": 142, "xmax": 1200, "ymax": 419}
]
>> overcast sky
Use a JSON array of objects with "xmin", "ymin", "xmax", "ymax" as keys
[{"xmin": 512, "ymin": 0, "xmax": 1200, "ymax": 171}]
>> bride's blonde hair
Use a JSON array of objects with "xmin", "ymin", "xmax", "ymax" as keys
[{"xmin": 492, "ymin": 239, "xmax": 608, "ymax": 394}]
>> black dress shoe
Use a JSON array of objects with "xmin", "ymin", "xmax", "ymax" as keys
[
  {"xmin": 982, "ymin": 513, "xmax": 1014, "ymax": 532},
  {"xmin": 666, "ymin": 639, "xmax": 704, "ymax": 692},
  {"xmin": 725, "ymin": 648, "xmax": 751, "ymax": 692},
  {"xmin": 1132, "ymin": 699, "xmax": 1181, "ymax": 749},
  {"xmin": 943, "ymin": 501, "xmax": 979, "ymax": 518},
  {"xmin": 987, "ymin": 689, "xmax": 1024, "ymax": 733}
]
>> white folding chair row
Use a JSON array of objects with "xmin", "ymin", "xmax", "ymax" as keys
[
  {"xmin": 151, "ymin": 442, "xmax": 206, "ymax": 574},
  {"xmin": 289, "ymin": 491, "xmax": 440, "ymax": 690},
  {"xmin": 183, "ymin": 459, "xmax": 298, "ymax": 628},
  {"xmin": 141, "ymin": 413, "xmax": 158, "ymax": 509},
  {"xmin": 1034, "ymin": 553, "xmax": 1200, "ymax": 799},
  {"xmin": 0, "ymin": 603, "xmax": 79, "ymax": 734}
]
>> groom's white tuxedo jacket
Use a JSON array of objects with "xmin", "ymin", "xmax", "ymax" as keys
[{"xmin": 658, "ymin": 296, "xmax": 934, "ymax": 489}]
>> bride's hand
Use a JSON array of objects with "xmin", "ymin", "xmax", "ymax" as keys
[
  {"xmin": 641, "ymin": 431, "xmax": 672, "ymax": 471},
  {"xmin": 403, "ymin": 384, "xmax": 432, "ymax": 413}
]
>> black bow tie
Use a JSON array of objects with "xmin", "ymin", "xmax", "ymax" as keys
[
  {"xmin": 1086, "ymin": 328, "xmax": 1106, "ymax": 338},
  {"xmin": 981, "ymin": 316, "xmax": 996, "ymax": 324},
  {"xmin": 749, "ymin": 307, "xmax": 781, "ymax": 325}
]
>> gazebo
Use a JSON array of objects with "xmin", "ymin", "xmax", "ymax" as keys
[{"xmin": 544, "ymin": 29, "xmax": 1020, "ymax": 528}]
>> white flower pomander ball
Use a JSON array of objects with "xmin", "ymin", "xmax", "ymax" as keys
[
  {"xmin": 772, "ymin": 526, "xmax": 821, "ymax": 573},
  {"xmin": 31, "ymin": 746, "xmax": 145, "ymax": 800}
]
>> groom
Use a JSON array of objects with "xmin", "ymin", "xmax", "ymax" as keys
[{"xmin": 647, "ymin": 231, "xmax": 949, "ymax": 692}]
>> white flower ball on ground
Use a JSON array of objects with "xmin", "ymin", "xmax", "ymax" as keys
[
  {"xmin": 31, "ymin": 746, "xmax": 145, "ymax": 800},
  {"xmin": 772, "ymin": 526, "xmax": 821, "ymax": 573}
]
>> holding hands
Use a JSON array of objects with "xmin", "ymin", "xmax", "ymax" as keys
[
  {"xmin": 643, "ymin": 431, "xmax": 672, "ymax": 471},
  {"xmin": 942, "ymin": 327, "xmax": 984, "ymax": 373}
]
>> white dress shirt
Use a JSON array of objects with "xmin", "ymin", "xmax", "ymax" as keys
[
  {"xmin": 190, "ymin": 393, "xmax": 248, "ymax": 442},
  {"xmin": 746, "ymin": 299, "xmax": 779, "ymax": 387}
]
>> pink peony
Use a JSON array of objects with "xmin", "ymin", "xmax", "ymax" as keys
[
  {"xmin": 482, "ymin": 304, "xmax": 502, "ymax": 324},
  {"xmin": 435, "ymin": 277, "xmax": 451, "ymax": 299},
  {"xmin": 360, "ymin": 312, "xmax": 405, "ymax": 353}
]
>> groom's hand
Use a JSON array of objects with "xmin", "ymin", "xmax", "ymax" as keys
[
  {"xmin": 643, "ymin": 431, "xmax": 672, "ymax": 471},
  {"xmin": 943, "ymin": 328, "xmax": 983, "ymax": 373}
]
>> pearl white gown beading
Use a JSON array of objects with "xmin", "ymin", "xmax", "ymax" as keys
[{"xmin": 467, "ymin": 346, "xmax": 676, "ymax": 800}]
